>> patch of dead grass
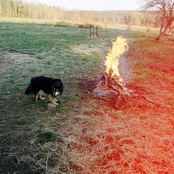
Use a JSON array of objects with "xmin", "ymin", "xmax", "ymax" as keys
[{"xmin": 50, "ymin": 97, "xmax": 174, "ymax": 174}]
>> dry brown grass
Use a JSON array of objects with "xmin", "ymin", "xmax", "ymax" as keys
[{"xmin": 51, "ymin": 97, "xmax": 174, "ymax": 174}]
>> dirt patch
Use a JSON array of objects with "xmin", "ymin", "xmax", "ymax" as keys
[
  {"xmin": 72, "ymin": 44, "xmax": 105, "ymax": 56},
  {"xmin": 0, "ymin": 51, "xmax": 32, "ymax": 71},
  {"xmin": 3, "ymin": 51, "xmax": 32, "ymax": 63}
]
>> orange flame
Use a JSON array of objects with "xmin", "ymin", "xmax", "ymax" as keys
[{"xmin": 104, "ymin": 36, "xmax": 128, "ymax": 85}]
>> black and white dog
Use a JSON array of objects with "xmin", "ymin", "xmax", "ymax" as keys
[{"xmin": 25, "ymin": 76, "xmax": 63, "ymax": 105}]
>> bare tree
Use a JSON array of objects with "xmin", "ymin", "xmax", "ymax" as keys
[{"xmin": 143, "ymin": 0, "xmax": 174, "ymax": 41}]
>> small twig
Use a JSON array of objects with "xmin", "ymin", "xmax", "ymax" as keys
[
  {"xmin": 45, "ymin": 151, "xmax": 52, "ymax": 174},
  {"xmin": 141, "ymin": 95, "xmax": 160, "ymax": 106}
]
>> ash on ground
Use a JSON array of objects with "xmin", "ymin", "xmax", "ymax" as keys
[{"xmin": 93, "ymin": 82, "xmax": 119, "ymax": 101}]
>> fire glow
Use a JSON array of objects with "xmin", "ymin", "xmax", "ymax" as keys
[{"xmin": 104, "ymin": 36, "xmax": 128, "ymax": 94}]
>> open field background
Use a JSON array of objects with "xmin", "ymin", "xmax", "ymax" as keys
[
  {"xmin": 0, "ymin": 20, "xmax": 174, "ymax": 174},
  {"xmin": 0, "ymin": 17, "xmax": 160, "ymax": 32}
]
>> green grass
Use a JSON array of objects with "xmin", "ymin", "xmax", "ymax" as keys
[{"xmin": 36, "ymin": 129, "xmax": 56, "ymax": 144}]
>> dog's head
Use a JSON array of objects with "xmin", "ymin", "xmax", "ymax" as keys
[{"xmin": 51, "ymin": 79, "xmax": 64, "ymax": 97}]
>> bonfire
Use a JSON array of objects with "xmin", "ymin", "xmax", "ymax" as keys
[
  {"xmin": 104, "ymin": 36, "xmax": 128, "ymax": 94},
  {"xmin": 93, "ymin": 36, "xmax": 129, "ymax": 101}
]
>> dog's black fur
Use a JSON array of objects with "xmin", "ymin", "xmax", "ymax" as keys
[{"xmin": 25, "ymin": 76, "xmax": 63, "ymax": 105}]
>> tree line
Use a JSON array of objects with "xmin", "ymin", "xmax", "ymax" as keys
[{"xmin": 0, "ymin": 0, "xmax": 161, "ymax": 27}]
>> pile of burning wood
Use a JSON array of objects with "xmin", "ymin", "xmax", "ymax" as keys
[{"xmin": 93, "ymin": 36, "xmax": 129, "ymax": 101}]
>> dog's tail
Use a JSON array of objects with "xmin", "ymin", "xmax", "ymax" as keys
[{"xmin": 25, "ymin": 84, "xmax": 31, "ymax": 95}]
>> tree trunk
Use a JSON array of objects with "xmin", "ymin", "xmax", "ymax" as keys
[
  {"xmin": 155, "ymin": 25, "xmax": 170, "ymax": 41},
  {"xmin": 155, "ymin": 31, "xmax": 166, "ymax": 41}
]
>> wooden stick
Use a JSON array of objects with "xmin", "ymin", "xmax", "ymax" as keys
[{"xmin": 0, "ymin": 46, "xmax": 35, "ymax": 55}]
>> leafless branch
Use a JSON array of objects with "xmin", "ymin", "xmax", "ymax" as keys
[{"xmin": 142, "ymin": 0, "xmax": 174, "ymax": 41}]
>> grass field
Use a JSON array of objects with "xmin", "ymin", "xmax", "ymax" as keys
[{"xmin": 0, "ymin": 20, "xmax": 174, "ymax": 174}]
